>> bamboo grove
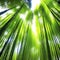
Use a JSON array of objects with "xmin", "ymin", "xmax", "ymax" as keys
[{"xmin": 0, "ymin": 0, "xmax": 60, "ymax": 60}]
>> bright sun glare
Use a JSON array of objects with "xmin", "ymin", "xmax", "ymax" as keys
[{"xmin": 31, "ymin": 0, "xmax": 41, "ymax": 11}]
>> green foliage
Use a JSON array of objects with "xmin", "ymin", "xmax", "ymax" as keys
[{"xmin": 0, "ymin": 0, "xmax": 60, "ymax": 60}]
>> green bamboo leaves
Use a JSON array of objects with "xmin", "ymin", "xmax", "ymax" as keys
[
  {"xmin": 0, "ymin": 0, "xmax": 60, "ymax": 60},
  {"xmin": 26, "ymin": 10, "xmax": 33, "ymax": 22},
  {"xmin": 39, "ymin": 1, "xmax": 60, "ymax": 60}
]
